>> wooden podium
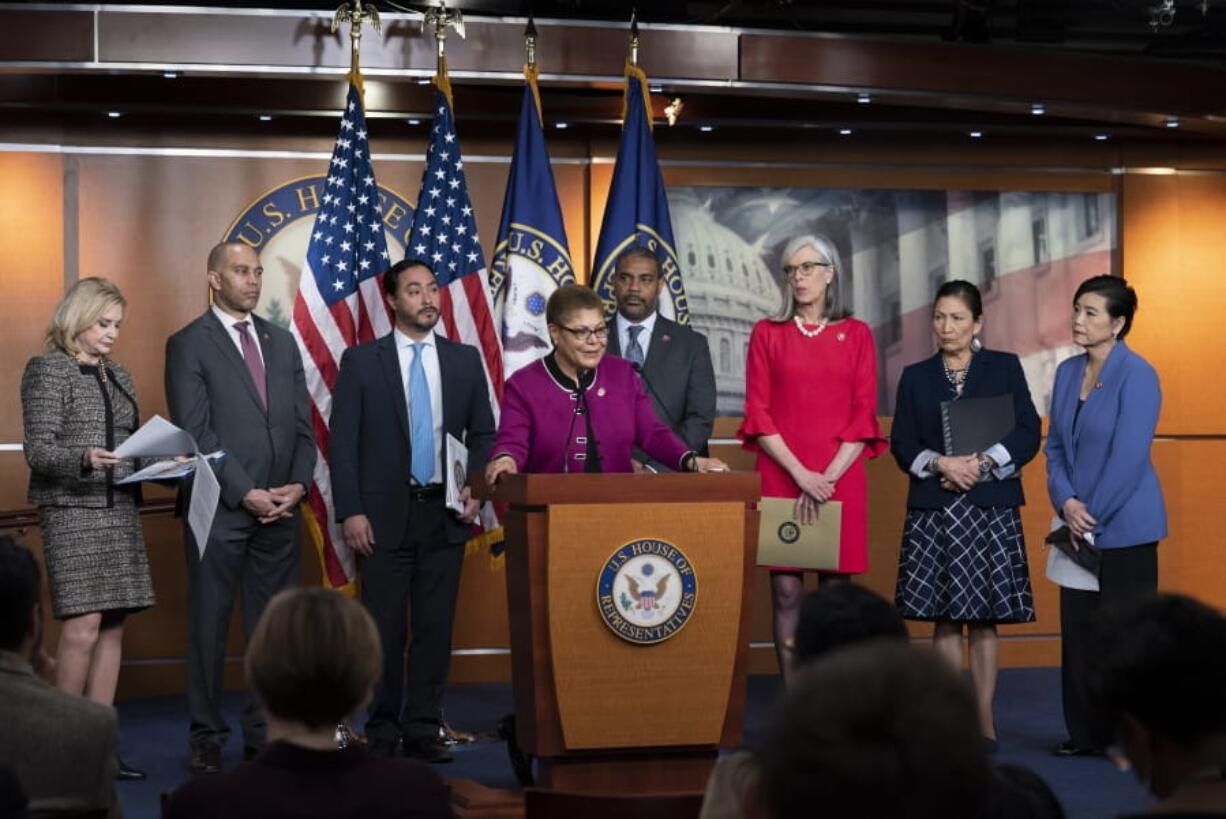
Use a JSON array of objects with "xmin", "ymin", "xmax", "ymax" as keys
[{"xmin": 483, "ymin": 472, "xmax": 760, "ymax": 795}]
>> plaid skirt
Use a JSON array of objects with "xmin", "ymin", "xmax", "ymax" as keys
[{"xmin": 895, "ymin": 496, "xmax": 1035, "ymax": 624}]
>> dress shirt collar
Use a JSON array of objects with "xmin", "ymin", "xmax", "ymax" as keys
[
  {"xmin": 211, "ymin": 302, "xmax": 254, "ymax": 332},
  {"xmin": 394, "ymin": 326, "xmax": 437, "ymax": 352},
  {"xmin": 616, "ymin": 309, "xmax": 658, "ymax": 342}
]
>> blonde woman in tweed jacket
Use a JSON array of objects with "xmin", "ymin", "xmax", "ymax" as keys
[{"xmin": 20, "ymin": 277, "xmax": 154, "ymax": 781}]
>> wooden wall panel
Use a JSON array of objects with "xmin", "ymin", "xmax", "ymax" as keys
[
  {"xmin": 0, "ymin": 153, "xmax": 64, "ymax": 508},
  {"xmin": 1122, "ymin": 172, "xmax": 1226, "ymax": 436}
]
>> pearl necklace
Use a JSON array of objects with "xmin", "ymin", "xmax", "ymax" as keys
[{"xmin": 793, "ymin": 315, "xmax": 828, "ymax": 338}]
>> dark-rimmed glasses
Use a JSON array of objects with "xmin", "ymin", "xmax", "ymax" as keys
[
  {"xmin": 782, "ymin": 260, "xmax": 832, "ymax": 279},
  {"xmin": 558, "ymin": 325, "xmax": 609, "ymax": 343}
]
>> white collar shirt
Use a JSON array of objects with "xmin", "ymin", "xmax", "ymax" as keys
[
  {"xmin": 394, "ymin": 327, "xmax": 444, "ymax": 485},
  {"xmin": 616, "ymin": 310, "xmax": 658, "ymax": 364},
  {"xmin": 212, "ymin": 303, "xmax": 265, "ymax": 365}
]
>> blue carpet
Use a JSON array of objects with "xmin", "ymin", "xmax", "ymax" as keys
[{"xmin": 115, "ymin": 668, "xmax": 1151, "ymax": 819}]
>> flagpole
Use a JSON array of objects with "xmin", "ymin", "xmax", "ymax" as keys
[
  {"xmin": 331, "ymin": 0, "xmax": 380, "ymax": 96},
  {"xmin": 525, "ymin": 15, "xmax": 543, "ymax": 122}
]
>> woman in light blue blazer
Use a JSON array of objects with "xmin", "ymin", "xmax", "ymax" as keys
[{"xmin": 1045, "ymin": 274, "xmax": 1167, "ymax": 757}]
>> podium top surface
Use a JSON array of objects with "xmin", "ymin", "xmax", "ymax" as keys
[{"xmin": 477, "ymin": 471, "xmax": 761, "ymax": 506}]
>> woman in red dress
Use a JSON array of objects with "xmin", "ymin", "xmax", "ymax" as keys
[{"xmin": 739, "ymin": 234, "xmax": 887, "ymax": 678}]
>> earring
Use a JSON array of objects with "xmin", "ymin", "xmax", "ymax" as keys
[{"xmin": 971, "ymin": 336, "xmax": 983, "ymax": 352}]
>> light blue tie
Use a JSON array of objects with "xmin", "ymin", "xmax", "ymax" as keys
[
  {"xmin": 626, "ymin": 325, "xmax": 646, "ymax": 367},
  {"xmin": 409, "ymin": 341, "xmax": 434, "ymax": 485}
]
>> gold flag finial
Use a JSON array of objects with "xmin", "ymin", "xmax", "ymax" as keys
[
  {"xmin": 628, "ymin": 9, "xmax": 640, "ymax": 67},
  {"xmin": 423, "ymin": 2, "xmax": 465, "ymax": 65},
  {"xmin": 332, "ymin": 0, "xmax": 381, "ymax": 87},
  {"xmin": 525, "ymin": 14, "xmax": 538, "ymax": 69}
]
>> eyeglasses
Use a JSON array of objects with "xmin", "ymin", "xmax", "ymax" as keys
[
  {"xmin": 782, "ymin": 260, "xmax": 832, "ymax": 279},
  {"xmin": 558, "ymin": 325, "xmax": 609, "ymax": 343}
]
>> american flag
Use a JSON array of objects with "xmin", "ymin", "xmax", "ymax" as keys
[
  {"xmin": 291, "ymin": 79, "xmax": 393, "ymax": 590},
  {"xmin": 407, "ymin": 80, "xmax": 504, "ymax": 421},
  {"xmin": 406, "ymin": 74, "xmax": 504, "ymax": 550}
]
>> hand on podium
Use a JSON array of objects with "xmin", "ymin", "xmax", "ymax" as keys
[
  {"xmin": 693, "ymin": 456, "xmax": 730, "ymax": 473},
  {"xmin": 485, "ymin": 454, "xmax": 518, "ymax": 486}
]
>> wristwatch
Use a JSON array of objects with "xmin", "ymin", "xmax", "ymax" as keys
[{"xmin": 977, "ymin": 454, "xmax": 993, "ymax": 479}]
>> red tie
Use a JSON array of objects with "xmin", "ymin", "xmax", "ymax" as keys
[{"xmin": 234, "ymin": 321, "xmax": 268, "ymax": 410}]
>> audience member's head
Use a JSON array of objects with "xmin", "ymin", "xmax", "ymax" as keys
[
  {"xmin": 793, "ymin": 582, "xmax": 908, "ymax": 666},
  {"xmin": 1084, "ymin": 592, "xmax": 1226, "ymax": 799},
  {"xmin": 245, "ymin": 588, "xmax": 382, "ymax": 731},
  {"xmin": 0, "ymin": 535, "xmax": 41, "ymax": 657},
  {"xmin": 981, "ymin": 763, "xmax": 1065, "ymax": 819},
  {"xmin": 757, "ymin": 642, "xmax": 989, "ymax": 819}
]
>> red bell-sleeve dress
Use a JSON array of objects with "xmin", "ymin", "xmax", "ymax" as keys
[{"xmin": 738, "ymin": 317, "xmax": 887, "ymax": 574}]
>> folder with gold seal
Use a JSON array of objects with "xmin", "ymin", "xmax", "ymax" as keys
[{"xmin": 756, "ymin": 498, "xmax": 842, "ymax": 570}]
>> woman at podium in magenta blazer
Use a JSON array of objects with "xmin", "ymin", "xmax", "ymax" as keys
[
  {"xmin": 485, "ymin": 284, "xmax": 728, "ymax": 484},
  {"xmin": 738, "ymin": 234, "xmax": 886, "ymax": 679},
  {"xmin": 1045, "ymin": 275, "xmax": 1166, "ymax": 758}
]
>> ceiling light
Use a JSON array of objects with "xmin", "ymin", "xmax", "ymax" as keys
[
  {"xmin": 700, "ymin": 125, "xmax": 714, "ymax": 132},
  {"xmin": 162, "ymin": 71, "xmax": 178, "ymax": 79},
  {"xmin": 407, "ymin": 118, "xmax": 421, "ymax": 125},
  {"xmin": 1031, "ymin": 103, "xmax": 1046, "ymax": 116},
  {"xmin": 1095, "ymin": 133, "xmax": 1109, "ymax": 141},
  {"xmin": 857, "ymin": 92, "xmax": 871, "ymax": 104},
  {"xmin": 555, "ymin": 122, "xmax": 568, "ymax": 129},
  {"xmin": 969, "ymin": 131, "xmax": 983, "ymax": 138},
  {"xmin": 417, "ymin": 78, "xmax": 431, "ymax": 85},
  {"xmin": 1165, "ymin": 116, "xmax": 1179, "ymax": 128},
  {"xmin": 649, "ymin": 84, "xmax": 663, "ymax": 94},
  {"xmin": 839, "ymin": 128, "xmax": 853, "ymax": 136},
  {"xmin": 107, "ymin": 111, "xmax": 122, "ymax": 118},
  {"xmin": 258, "ymin": 114, "xmax": 273, "ymax": 122}
]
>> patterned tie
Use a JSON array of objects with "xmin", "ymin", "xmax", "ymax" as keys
[
  {"xmin": 408, "ymin": 341, "xmax": 435, "ymax": 485},
  {"xmin": 626, "ymin": 324, "xmax": 646, "ymax": 367},
  {"xmin": 233, "ymin": 321, "xmax": 267, "ymax": 410}
]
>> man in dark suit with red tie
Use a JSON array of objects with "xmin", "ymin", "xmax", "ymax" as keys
[
  {"xmin": 606, "ymin": 246, "xmax": 717, "ymax": 471},
  {"xmin": 165, "ymin": 242, "xmax": 315, "ymax": 774},
  {"xmin": 329, "ymin": 259, "xmax": 495, "ymax": 763}
]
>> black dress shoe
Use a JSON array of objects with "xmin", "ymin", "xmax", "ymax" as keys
[
  {"xmin": 116, "ymin": 758, "xmax": 146, "ymax": 781},
  {"xmin": 403, "ymin": 736, "xmax": 454, "ymax": 764},
  {"xmin": 1052, "ymin": 739, "xmax": 1098, "ymax": 757},
  {"xmin": 188, "ymin": 744, "xmax": 222, "ymax": 775}
]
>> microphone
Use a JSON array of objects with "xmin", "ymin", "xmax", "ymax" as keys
[
  {"xmin": 576, "ymin": 375, "xmax": 602, "ymax": 473},
  {"xmin": 630, "ymin": 362, "xmax": 679, "ymax": 430}
]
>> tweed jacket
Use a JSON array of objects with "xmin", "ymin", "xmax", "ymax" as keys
[
  {"xmin": 0, "ymin": 651, "xmax": 121, "ymax": 818},
  {"xmin": 21, "ymin": 351, "xmax": 140, "ymax": 508}
]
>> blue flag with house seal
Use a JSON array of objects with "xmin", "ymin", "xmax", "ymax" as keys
[{"xmin": 590, "ymin": 62, "xmax": 689, "ymax": 324}]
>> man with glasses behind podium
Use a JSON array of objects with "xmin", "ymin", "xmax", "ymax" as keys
[{"xmin": 485, "ymin": 284, "xmax": 728, "ymax": 483}]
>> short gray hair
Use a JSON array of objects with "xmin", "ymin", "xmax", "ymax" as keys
[{"xmin": 771, "ymin": 234, "xmax": 850, "ymax": 323}]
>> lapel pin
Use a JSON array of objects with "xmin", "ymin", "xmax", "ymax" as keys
[
  {"xmin": 837, "ymin": 332, "xmax": 846, "ymax": 341},
  {"xmin": 597, "ymin": 387, "xmax": 606, "ymax": 397},
  {"xmin": 661, "ymin": 334, "xmax": 671, "ymax": 342},
  {"xmin": 1095, "ymin": 382, "xmax": 1103, "ymax": 390}
]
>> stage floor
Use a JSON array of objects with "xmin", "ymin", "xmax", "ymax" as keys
[{"xmin": 114, "ymin": 668, "xmax": 1150, "ymax": 819}]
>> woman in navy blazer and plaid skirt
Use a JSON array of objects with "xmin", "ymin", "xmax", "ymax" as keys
[{"xmin": 890, "ymin": 280, "xmax": 1041, "ymax": 748}]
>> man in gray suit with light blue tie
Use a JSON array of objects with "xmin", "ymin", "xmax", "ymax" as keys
[
  {"xmin": 606, "ymin": 246, "xmax": 717, "ymax": 471},
  {"xmin": 165, "ymin": 242, "xmax": 315, "ymax": 774}
]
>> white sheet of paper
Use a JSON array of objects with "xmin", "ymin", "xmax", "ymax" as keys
[
  {"xmin": 115, "ymin": 451, "xmax": 223, "ymax": 485},
  {"xmin": 1044, "ymin": 515, "xmax": 1100, "ymax": 592},
  {"xmin": 113, "ymin": 414, "xmax": 197, "ymax": 458},
  {"xmin": 445, "ymin": 433, "xmax": 468, "ymax": 515},
  {"xmin": 111, "ymin": 414, "xmax": 221, "ymax": 556},
  {"xmin": 187, "ymin": 453, "xmax": 220, "ymax": 559}
]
